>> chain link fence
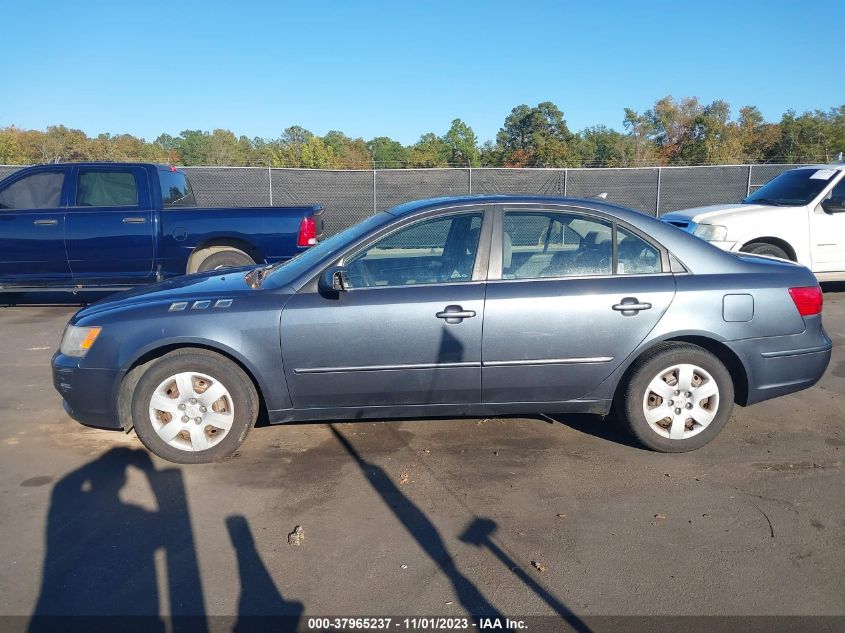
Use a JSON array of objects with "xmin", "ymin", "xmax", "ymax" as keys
[{"xmin": 0, "ymin": 163, "xmax": 807, "ymax": 234}]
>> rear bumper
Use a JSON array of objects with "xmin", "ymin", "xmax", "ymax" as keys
[
  {"xmin": 52, "ymin": 353, "xmax": 123, "ymax": 430},
  {"xmin": 727, "ymin": 318, "xmax": 832, "ymax": 405}
]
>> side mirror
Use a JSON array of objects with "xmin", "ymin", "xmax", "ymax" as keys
[
  {"xmin": 319, "ymin": 266, "xmax": 349, "ymax": 293},
  {"xmin": 821, "ymin": 198, "xmax": 845, "ymax": 214}
]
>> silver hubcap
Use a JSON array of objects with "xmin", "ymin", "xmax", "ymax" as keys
[
  {"xmin": 148, "ymin": 371, "xmax": 235, "ymax": 452},
  {"xmin": 642, "ymin": 363, "xmax": 719, "ymax": 440}
]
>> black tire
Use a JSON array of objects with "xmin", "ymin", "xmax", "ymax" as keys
[
  {"xmin": 196, "ymin": 249, "xmax": 255, "ymax": 273},
  {"xmin": 129, "ymin": 349, "xmax": 259, "ymax": 464},
  {"xmin": 740, "ymin": 242, "xmax": 791, "ymax": 260},
  {"xmin": 620, "ymin": 343, "xmax": 734, "ymax": 453}
]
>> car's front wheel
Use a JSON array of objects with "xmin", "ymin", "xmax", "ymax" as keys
[
  {"xmin": 620, "ymin": 343, "xmax": 734, "ymax": 452},
  {"xmin": 129, "ymin": 349, "xmax": 259, "ymax": 463}
]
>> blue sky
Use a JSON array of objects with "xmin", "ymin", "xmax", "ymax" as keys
[{"xmin": 1, "ymin": 0, "xmax": 842, "ymax": 145}]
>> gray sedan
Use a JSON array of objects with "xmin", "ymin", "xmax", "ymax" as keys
[{"xmin": 53, "ymin": 196, "xmax": 832, "ymax": 463}]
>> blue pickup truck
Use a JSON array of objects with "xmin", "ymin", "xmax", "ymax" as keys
[{"xmin": 0, "ymin": 162, "xmax": 323, "ymax": 291}]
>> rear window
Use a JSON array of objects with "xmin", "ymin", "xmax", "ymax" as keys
[
  {"xmin": 159, "ymin": 170, "xmax": 196, "ymax": 207},
  {"xmin": 77, "ymin": 170, "xmax": 138, "ymax": 207},
  {"xmin": 0, "ymin": 172, "xmax": 64, "ymax": 209}
]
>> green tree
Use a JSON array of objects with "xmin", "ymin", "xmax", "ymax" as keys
[
  {"xmin": 367, "ymin": 136, "xmax": 408, "ymax": 167},
  {"xmin": 205, "ymin": 129, "xmax": 245, "ymax": 166},
  {"xmin": 408, "ymin": 132, "xmax": 450, "ymax": 167},
  {"xmin": 0, "ymin": 127, "xmax": 25, "ymax": 164},
  {"xmin": 443, "ymin": 119, "xmax": 480, "ymax": 166},
  {"xmin": 622, "ymin": 108, "xmax": 658, "ymax": 166},
  {"xmin": 496, "ymin": 101, "xmax": 574, "ymax": 166},
  {"xmin": 173, "ymin": 130, "xmax": 211, "ymax": 165},
  {"xmin": 324, "ymin": 130, "xmax": 372, "ymax": 168},
  {"xmin": 576, "ymin": 126, "xmax": 633, "ymax": 167}
]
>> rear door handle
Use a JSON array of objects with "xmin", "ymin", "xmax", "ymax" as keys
[
  {"xmin": 436, "ymin": 305, "xmax": 476, "ymax": 324},
  {"xmin": 122, "ymin": 217, "xmax": 147, "ymax": 224},
  {"xmin": 612, "ymin": 297, "xmax": 652, "ymax": 316},
  {"xmin": 33, "ymin": 219, "xmax": 58, "ymax": 226}
]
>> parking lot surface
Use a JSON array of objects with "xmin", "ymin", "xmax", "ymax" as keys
[{"xmin": 0, "ymin": 289, "xmax": 843, "ymax": 624}]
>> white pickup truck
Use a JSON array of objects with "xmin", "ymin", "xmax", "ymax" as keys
[{"xmin": 660, "ymin": 164, "xmax": 845, "ymax": 281}]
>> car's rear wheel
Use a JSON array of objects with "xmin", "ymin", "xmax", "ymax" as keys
[
  {"xmin": 740, "ymin": 242, "xmax": 790, "ymax": 260},
  {"xmin": 620, "ymin": 343, "xmax": 734, "ymax": 452},
  {"xmin": 129, "ymin": 349, "xmax": 258, "ymax": 463},
  {"xmin": 196, "ymin": 249, "xmax": 255, "ymax": 273}
]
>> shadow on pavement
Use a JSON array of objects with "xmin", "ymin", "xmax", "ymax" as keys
[
  {"xmin": 330, "ymin": 424, "xmax": 503, "ymax": 618},
  {"xmin": 226, "ymin": 515, "xmax": 303, "ymax": 632},
  {"xmin": 545, "ymin": 413, "xmax": 643, "ymax": 450},
  {"xmin": 460, "ymin": 518, "xmax": 591, "ymax": 632},
  {"xmin": 28, "ymin": 447, "xmax": 206, "ymax": 632}
]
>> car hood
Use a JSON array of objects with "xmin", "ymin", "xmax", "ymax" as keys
[
  {"xmin": 72, "ymin": 267, "xmax": 262, "ymax": 322},
  {"xmin": 661, "ymin": 203, "xmax": 774, "ymax": 224}
]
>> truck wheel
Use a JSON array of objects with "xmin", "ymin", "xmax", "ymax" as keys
[
  {"xmin": 196, "ymin": 249, "xmax": 255, "ymax": 273},
  {"xmin": 740, "ymin": 242, "xmax": 790, "ymax": 260},
  {"xmin": 619, "ymin": 343, "xmax": 734, "ymax": 453},
  {"xmin": 129, "ymin": 349, "xmax": 259, "ymax": 464}
]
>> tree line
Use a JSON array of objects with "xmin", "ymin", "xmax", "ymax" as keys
[{"xmin": 1, "ymin": 96, "xmax": 843, "ymax": 169}]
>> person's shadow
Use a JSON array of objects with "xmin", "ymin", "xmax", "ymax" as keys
[
  {"xmin": 226, "ymin": 516, "xmax": 303, "ymax": 632},
  {"xmin": 28, "ymin": 447, "xmax": 207, "ymax": 633}
]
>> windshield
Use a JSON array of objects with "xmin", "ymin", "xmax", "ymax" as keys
[
  {"xmin": 743, "ymin": 168, "xmax": 839, "ymax": 206},
  {"xmin": 259, "ymin": 213, "xmax": 391, "ymax": 289}
]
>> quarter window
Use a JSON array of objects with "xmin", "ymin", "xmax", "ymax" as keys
[
  {"xmin": 345, "ymin": 213, "xmax": 483, "ymax": 288},
  {"xmin": 76, "ymin": 170, "xmax": 138, "ymax": 207},
  {"xmin": 0, "ymin": 172, "xmax": 64, "ymax": 209},
  {"xmin": 617, "ymin": 226, "xmax": 662, "ymax": 274}
]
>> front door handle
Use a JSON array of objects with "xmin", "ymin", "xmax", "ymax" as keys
[
  {"xmin": 612, "ymin": 297, "xmax": 652, "ymax": 316},
  {"xmin": 122, "ymin": 217, "xmax": 147, "ymax": 224},
  {"xmin": 33, "ymin": 219, "xmax": 58, "ymax": 226},
  {"xmin": 436, "ymin": 305, "xmax": 476, "ymax": 324}
]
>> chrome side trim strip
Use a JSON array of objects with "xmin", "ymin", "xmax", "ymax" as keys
[
  {"xmin": 760, "ymin": 345, "xmax": 832, "ymax": 359},
  {"xmin": 295, "ymin": 357, "xmax": 614, "ymax": 374},
  {"xmin": 483, "ymin": 357, "xmax": 613, "ymax": 367},
  {"xmin": 294, "ymin": 361, "xmax": 480, "ymax": 375}
]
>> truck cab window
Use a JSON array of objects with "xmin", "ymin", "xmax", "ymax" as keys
[
  {"xmin": 0, "ymin": 172, "xmax": 64, "ymax": 209},
  {"xmin": 77, "ymin": 170, "xmax": 138, "ymax": 207},
  {"xmin": 159, "ymin": 170, "xmax": 196, "ymax": 207}
]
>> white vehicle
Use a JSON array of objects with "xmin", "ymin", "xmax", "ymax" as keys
[{"xmin": 660, "ymin": 164, "xmax": 845, "ymax": 281}]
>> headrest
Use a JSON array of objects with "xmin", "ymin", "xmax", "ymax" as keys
[
  {"xmin": 583, "ymin": 230, "xmax": 611, "ymax": 248},
  {"xmin": 503, "ymin": 232, "xmax": 513, "ymax": 269}
]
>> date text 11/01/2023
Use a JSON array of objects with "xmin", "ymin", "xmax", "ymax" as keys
[{"xmin": 306, "ymin": 617, "xmax": 529, "ymax": 630}]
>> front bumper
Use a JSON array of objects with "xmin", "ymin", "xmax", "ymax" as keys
[
  {"xmin": 52, "ymin": 352, "xmax": 123, "ymax": 429},
  {"xmin": 727, "ymin": 317, "xmax": 832, "ymax": 405}
]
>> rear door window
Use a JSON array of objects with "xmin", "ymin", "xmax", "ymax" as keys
[
  {"xmin": 502, "ymin": 211, "xmax": 613, "ymax": 278},
  {"xmin": 0, "ymin": 172, "xmax": 64, "ymax": 209},
  {"xmin": 76, "ymin": 170, "xmax": 139, "ymax": 207}
]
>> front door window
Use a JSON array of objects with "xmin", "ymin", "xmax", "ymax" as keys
[{"xmin": 345, "ymin": 213, "xmax": 483, "ymax": 288}]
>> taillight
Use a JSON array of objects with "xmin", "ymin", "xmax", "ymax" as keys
[
  {"xmin": 788, "ymin": 286, "xmax": 823, "ymax": 316},
  {"xmin": 297, "ymin": 216, "xmax": 317, "ymax": 247}
]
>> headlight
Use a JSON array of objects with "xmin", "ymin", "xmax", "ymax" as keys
[
  {"xmin": 60, "ymin": 325, "xmax": 102, "ymax": 357},
  {"xmin": 693, "ymin": 224, "xmax": 728, "ymax": 241}
]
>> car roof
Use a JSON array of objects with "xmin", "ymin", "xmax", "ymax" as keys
[
  {"xmin": 782, "ymin": 163, "xmax": 845, "ymax": 172},
  {"xmin": 385, "ymin": 194, "xmax": 636, "ymax": 217}
]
